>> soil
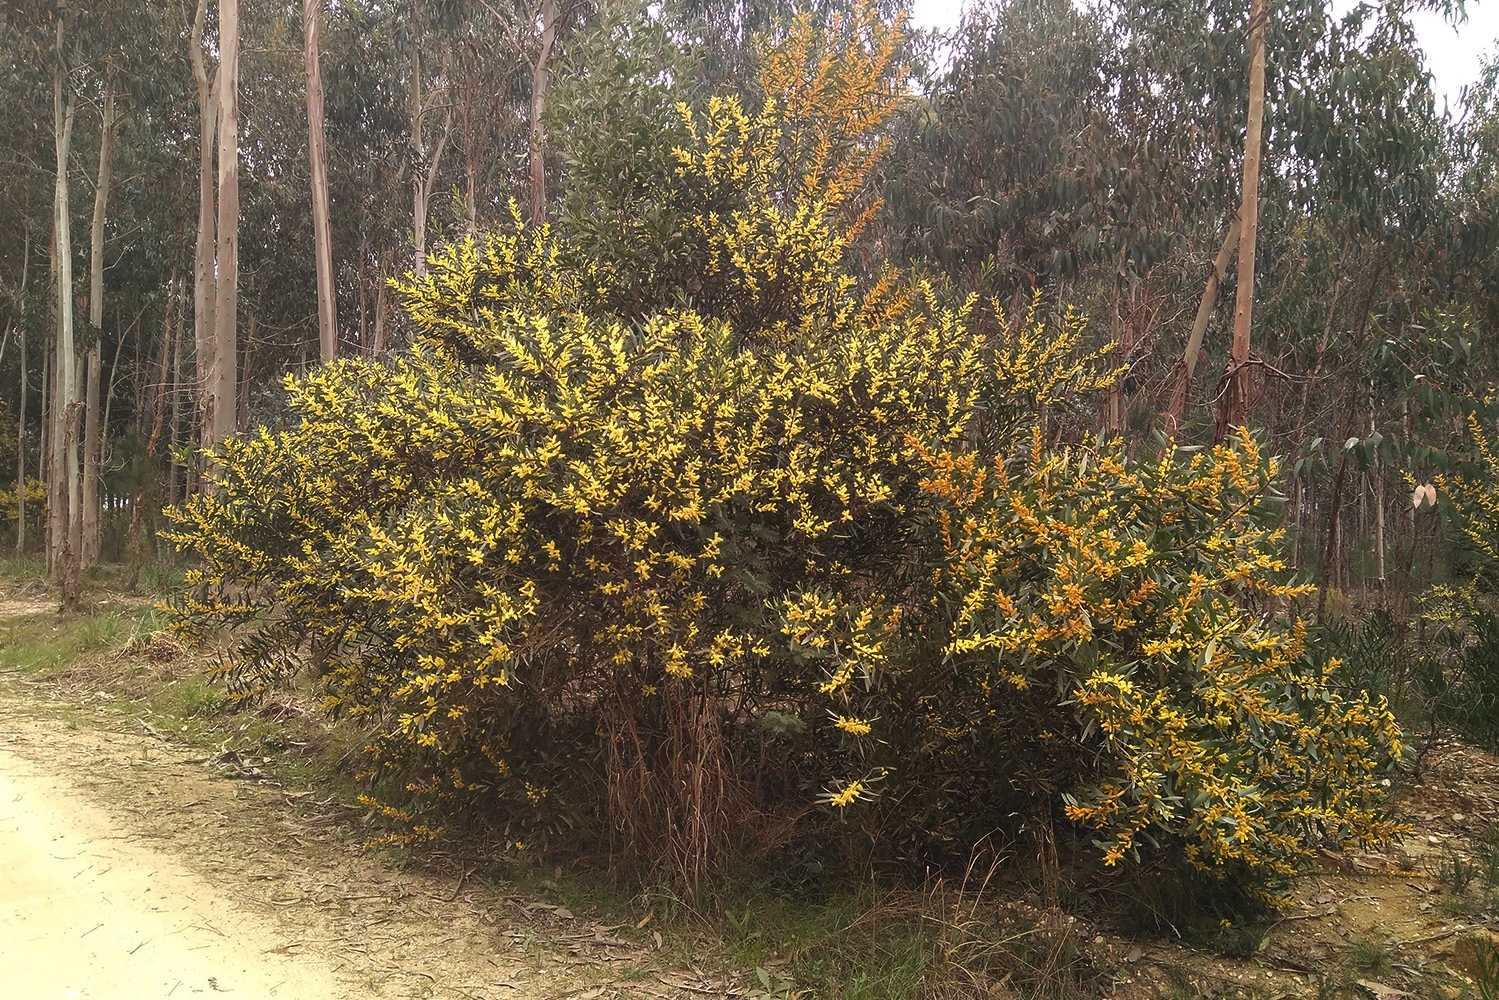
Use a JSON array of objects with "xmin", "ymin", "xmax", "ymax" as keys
[
  {"xmin": 1075, "ymin": 749, "xmax": 1499, "ymax": 998},
  {"xmin": 0, "ymin": 596, "xmax": 736, "ymax": 1000},
  {"xmin": 0, "ymin": 699, "xmax": 617, "ymax": 999},
  {"xmin": 1, "ymin": 740, "xmax": 347, "ymax": 998}
]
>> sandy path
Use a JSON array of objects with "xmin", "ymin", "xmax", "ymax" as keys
[{"xmin": 0, "ymin": 746, "xmax": 350, "ymax": 999}]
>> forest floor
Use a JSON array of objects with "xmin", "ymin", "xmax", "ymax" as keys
[{"xmin": 0, "ymin": 575, "xmax": 1497, "ymax": 999}]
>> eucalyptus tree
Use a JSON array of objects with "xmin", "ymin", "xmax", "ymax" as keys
[
  {"xmin": 0, "ymin": 0, "xmax": 143, "ymax": 592},
  {"xmin": 1221, "ymin": 0, "xmax": 1268, "ymax": 436},
  {"xmin": 305, "ymin": 0, "xmax": 336, "ymax": 362},
  {"xmin": 883, "ymin": 0, "xmax": 1146, "ymax": 293},
  {"xmin": 50, "ymin": 3, "xmax": 82, "ymax": 598},
  {"xmin": 0, "ymin": 6, "xmax": 53, "ymax": 555},
  {"xmin": 186, "ymin": 0, "xmax": 240, "ymax": 451},
  {"xmin": 670, "ymin": 0, "xmax": 909, "ymax": 97},
  {"xmin": 1449, "ymin": 55, "xmax": 1499, "ymax": 328},
  {"xmin": 881, "ymin": 0, "xmax": 1465, "ymax": 599},
  {"xmin": 80, "ymin": 66, "xmax": 116, "ymax": 565},
  {"xmin": 212, "ymin": 0, "xmax": 242, "ymax": 445},
  {"xmin": 189, "ymin": 0, "xmax": 217, "ymax": 450},
  {"xmin": 322, "ymin": 0, "xmax": 409, "ymax": 354}
]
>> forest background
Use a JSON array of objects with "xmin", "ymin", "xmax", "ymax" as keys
[{"xmin": 3, "ymin": 0, "xmax": 1497, "ymax": 604}]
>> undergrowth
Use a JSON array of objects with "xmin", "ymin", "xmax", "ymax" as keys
[{"xmin": 0, "ymin": 577, "xmax": 1129, "ymax": 999}]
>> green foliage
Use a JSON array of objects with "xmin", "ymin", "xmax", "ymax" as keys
[
  {"xmin": 1385, "ymin": 586, "xmax": 1499, "ymax": 752},
  {"xmin": 549, "ymin": 3, "xmax": 701, "ymax": 316},
  {"xmin": 0, "ymin": 609, "xmax": 132, "ymax": 675},
  {"xmin": 168, "ymin": 73, "xmax": 991, "ymax": 871},
  {"xmin": 885, "ymin": 0, "xmax": 1164, "ymax": 287},
  {"xmin": 1472, "ymin": 932, "xmax": 1499, "ymax": 1000}
]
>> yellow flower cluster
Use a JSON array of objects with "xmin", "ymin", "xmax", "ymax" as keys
[
  {"xmin": 0, "ymin": 477, "xmax": 48, "ymax": 528},
  {"xmin": 913, "ymin": 428, "xmax": 1405, "ymax": 878},
  {"xmin": 1439, "ymin": 412, "xmax": 1499, "ymax": 571},
  {"xmin": 756, "ymin": 1, "xmax": 907, "ymax": 237},
  {"xmin": 164, "ymin": 67, "xmax": 1017, "ymax": 855}
]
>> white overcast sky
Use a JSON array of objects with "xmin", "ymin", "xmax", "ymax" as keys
[{"xmin": 906, "ymin": 1, "xmax": 1499, "ymax": 112}]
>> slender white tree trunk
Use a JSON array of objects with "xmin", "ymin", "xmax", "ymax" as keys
[
  {"xmin": 15, "ymin": 230, "xmax": 28, "ymax": 556},
  {"xmin": 410, "ymin": 43, "xmax": 427, "ymax": 277},
  {"xmin": 408, "ymin": 36, "xmax": 451, "ymax": 281},
  {"xmin": 305, "ymin": 0, "xmax": 337, "ymax": 362},
  {"xmin": 212, "ymin": 0, "xmax": 242, "ymax": 445},
  {"xmin": 527, "ymin": 0, "xmax": 559, "ymax": 224},
  {"xmin": 49, "ymin": 15, "xmax": 81, "ymax": 606},
  {"xmin": 1219, "ymin": 0, "xmax": 1268, "ymax": 438},
  {"xmin": 82, "ymin": 78, "xmax": 116, "ymax": 566},
  {"xmin": 190, "ymin": 0, "xmax": 219, "ymax": 457},
  {"xmin": 1167, "ymin": 216, "xmax": 1239, "ymax": 431}
]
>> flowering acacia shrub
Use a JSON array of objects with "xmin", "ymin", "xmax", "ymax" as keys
[
  {"xmin": 866, "ymin": 432, "xmax": 1403, "ymax": 880},
  {"xmin": 1439, "ymin": 410, "xmax": 1499, "ymax": 576},
  {"xmin": 163, "ymin": 233, "xmax": 1049, "ymax": 868},
  {"xmin": 164, "ymin": 7, "xmax": 1401, "ymax": 885},
  {"xmin": 0, "ymin": 477, "xmax": 48, "ymax": 532}
]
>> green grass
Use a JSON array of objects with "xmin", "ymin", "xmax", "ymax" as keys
[
  {"xmin": 1434, "ymin": 833, "xmax": 1499, "ymax": 919},
  {"xmin": 638, "ymin": 872, "xmax": 1098, "ymax": 1000},
  {"xmin": 454, "ymin": 853, "xmax": 1101, "ymax": 999},
  {"xmin": 0, "ymin": 586, "xmax": 366, "ymax": 796},
  {"xmin": 0, "ymin": 609, "xmax": 136, "ymax": 674},
  {"xmin": 1347, "ymin": 933, "xmax": 1394, "ymax": 975},
  {"xmin": 0, "ymin": 553, "xmax": 46, "ymax": 581},
  {"xmin": 82, "ymin": 556, "xmax": 188, "ymax": 596},
  {"xmin": 138, "ymin": 559, "xmax": 187, "ymax": 595}
]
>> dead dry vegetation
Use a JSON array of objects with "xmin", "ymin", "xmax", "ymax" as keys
[{"xmin": 2, "ymin": 581, "xmax": 1499, "ymax": 1000}]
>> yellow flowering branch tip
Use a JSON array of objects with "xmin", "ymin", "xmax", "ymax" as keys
[
  {"xmin": 826, "ymin": 779, "xmax": 867, "ymax": 809},
  {"xmin": 832, "ymin": 714, "xmax": 874, "ymax": 737}
]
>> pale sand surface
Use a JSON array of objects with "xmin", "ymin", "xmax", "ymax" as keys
[{"xmin": 0, "ymin": 746, "xmax": 349, "ymax": 999}]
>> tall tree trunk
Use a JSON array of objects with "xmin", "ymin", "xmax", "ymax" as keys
[
  {"xmin": 1372, "ymin": 401, "xmax": 1386, "ymax": 586},
  {"xmin": 66, "ymin": 359, "xmax": 82, "ymax": 581},
  {"xmin": 15, "ymin": 230, "xmax": 28, "ymax": 556},
  {"xmin": 408, "ymin": 41, "xmax": 451, "ymax": 279},
  {"xmin": 357, "ymin": 241, "xmax": 368, "ymax": 349},
  {"xmin": 44, "ymin": 47, "xmax": 57, "ymax": 574},
  {"xmin": 168, "ymin": 298, "xmax": 185, "ymax": 516},
  {"xmin": 1167, "ymin": 216, "xmax": 1239, "ymax": 433},
  {"xmin": 49, "ymin": 16, "xmax": 81, "ymax": 607},
  {"xmin": 527, "ymin": 0, "xmax": 560, "ymax": 224},
  {"xmin": 465, "ymin": 159, "xmax": 478, "ymax": 235},
  {"xmin": 238, "ymin": 287, "xmax": 261, "ymax": 428},
  {"xmin": 1317, "ymin": 404, "xmax": 1359, "ymax": 619},
  {"xmin": 212, "ymin": 0, "xmax": 242, "ymax": 446},
  {"xmin": 129, "ymin": 277, "xmax": 177, "ymax": 563},
  {"xmin": 68, "ymin": 357, "xmax": 82, "ymax": 571},
  {"xmin": 81, "ymin": 338, "xmax": 101, "ymax": 563},
  {"xmin": 100, "ymin": 307, "xmax": 137, "ymax": 462},
  {"xmin": 1218, "ymin": 0, "xmax": 1268, "ymax": 440},
  {"xmin": 83, "ymin": 78, "xmax": 116, "ymax": 567},
  {"xmin": 304, "ymin": 0, "xmax": 337, "ymax": 363},
  {"xmin": 410, "ymin": 44, "xmax": 427, "ymax": 277},
  {"xmin": 40, "ymin": 344, "xmax": 49, "ymax": 504},
  {"xmin": 372, "ymin": 252, "xmax": 390, "ymax": 357},
  {"xmin": 190, "ymin": 0, "xmax": 219, "ymax": 458}
]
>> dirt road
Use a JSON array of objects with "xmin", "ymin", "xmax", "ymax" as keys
[
  {"xmin": 0, "ymin": 743, "xmax": 348, "ymax": 999},
  {"xmin": 0, "ymin": 682, "xmax": 721, "ymax": 1000},
  {"xmin": 0, "ymin": 692, "xmax": 593, "ymax": 1000}
]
